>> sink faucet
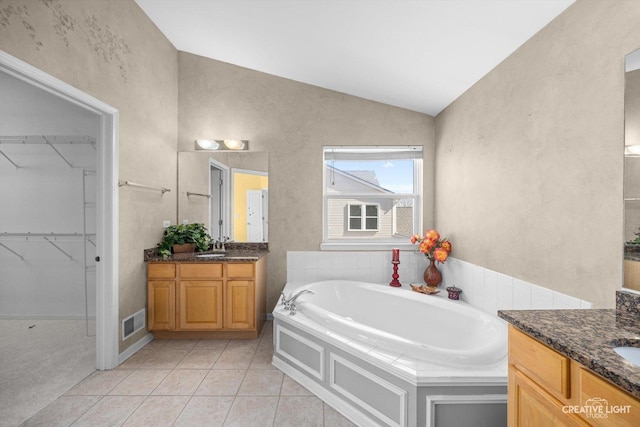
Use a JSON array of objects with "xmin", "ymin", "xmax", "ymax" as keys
[{"xmin": 286, "ymin": 290, "xmax": 313, "ymax": 315}]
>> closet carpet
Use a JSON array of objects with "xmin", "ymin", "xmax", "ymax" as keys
[{"xmin": 0, "ymin": 319, "xmax": 95, "ymax": 427}]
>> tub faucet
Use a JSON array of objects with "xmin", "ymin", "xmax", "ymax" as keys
[{"xmin": 287, "ymin": 290, "xmax": 313, "ymax": 315}]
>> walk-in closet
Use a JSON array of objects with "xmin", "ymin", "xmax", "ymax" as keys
[{"xmin": 0, "ymin": 71, "xmax": 100, "ymax": 425}]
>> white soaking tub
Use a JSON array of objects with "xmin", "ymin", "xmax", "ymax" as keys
[
  {"xmin": 288, "ymin": 280, "xmax": 507, "ymax": 366},
  {"xmin": 272, "ymin": 280, "xmax": 508, "ymax": 426}
]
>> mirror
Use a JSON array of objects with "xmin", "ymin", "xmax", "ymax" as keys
[
  {"xmin": 178, "ymin": 151, "xmax": 269, "ymax": 242},
  {"xmin": 624, "ymin": 48, "xmax": 640, "ymax": 291}
]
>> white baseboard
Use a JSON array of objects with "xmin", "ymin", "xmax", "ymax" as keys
[{"xmin": 118, "ymin": 332, "xmax": 153, "ymax": 365}]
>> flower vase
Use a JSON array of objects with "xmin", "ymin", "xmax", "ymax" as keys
[{"xmin": 423, "ymin": 258, "xmax": 442, "ymax": 287}]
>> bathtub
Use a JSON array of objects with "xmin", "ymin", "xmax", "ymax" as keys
[
  {"xmin": 286, "ymin": 280, "xmax": 507, "ymax": 366},
  {"xmin": 272, "ymin": 279, "xmax": 508, "ymax": 426}
]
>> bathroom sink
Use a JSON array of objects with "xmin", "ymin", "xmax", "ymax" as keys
[
  {"xmin": 196, "ymin": 253, "xmax": 225, "ymax": 258},
  {"xmin": 613, "ymin": 346, "xmax": 640, "ymax": 368}
]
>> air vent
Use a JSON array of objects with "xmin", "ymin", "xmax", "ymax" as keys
[{"xmin": 122, "ymin": 309, "xmax": 145, "ymax": 340}]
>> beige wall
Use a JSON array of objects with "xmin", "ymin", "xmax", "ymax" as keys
[
  {"xmin": 178, "ymin": 52, "xmax": 436, "ymax": 310},
  {"xmin": 0, "ymin": 0, "xmax": 178, "ymax": 352},
  {"xmin": 435, "ymin": 0, "xmax": 640, "ymax": 308}
]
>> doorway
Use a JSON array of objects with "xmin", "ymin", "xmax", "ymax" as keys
[
  {"xmin": 0, "ymin": 51, "xmax": 118, "ymax": 424},
  {"xmin": 209, "ymin": 158, "xmax": 229, "ymax": 241}
]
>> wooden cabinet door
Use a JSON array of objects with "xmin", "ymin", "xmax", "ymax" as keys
[
  {"xmin": 148, "ymin": 280, "xmax": 175, "ymax": 330},
  {"xmin": 225, "ymin": 280, "xmax": 255, "ymax": 330},
  {"xmin": 509, "ymin": 368, "xmax": 589, "ymax": 427},
  {"xmin": 178, "ymin": 280, "xmax": 223, "ymax": 330}
]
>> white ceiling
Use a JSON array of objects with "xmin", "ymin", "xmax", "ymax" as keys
[{"xmin": 135, "ymin": 0, "xmax": 575, "ymax": 116}]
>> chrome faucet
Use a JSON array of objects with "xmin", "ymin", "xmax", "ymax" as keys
[{"xmin": 287, "ymin": 290, "xmax": 313, "ymax": 315}]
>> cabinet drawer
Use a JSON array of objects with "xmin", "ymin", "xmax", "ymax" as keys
[
  {"xmin": 509, "ymin": 326, "xmax": 571, "ymax": 400},
  {"xmin": 148, "ymin": 263, "xmax": 176, "ymax": 279},
  {"xmin": 179, "ymin": 263, "xmax": 223, "ymax": 278},
  {"xmin": 226, "ymin": 263, "xmax": 255, "ymax": 278},
  {"xmin": 579, "ymin": 368, "xmax": 640, "ymax": 427}
]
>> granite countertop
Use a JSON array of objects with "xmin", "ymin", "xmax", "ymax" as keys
[
  {"xmin": 144, "ymin": 242, "xmax": 268, "ymax": 263},
  {"xmin": 498, "ymin": 308, "xmax": 640, "ymax": 400}
]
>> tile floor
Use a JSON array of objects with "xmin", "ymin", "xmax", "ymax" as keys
[{"xmin": 21, "ymin": 321, "xmax": 357, "ymax": 427}]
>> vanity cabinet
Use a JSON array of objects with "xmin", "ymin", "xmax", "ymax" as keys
[
  {"xmin": 508, "ymin": 326, "xmax": 640, "ymax": 427},
  {"xmin": 147, "ymin": 257, "xmax": 266, "ymax": 339}
]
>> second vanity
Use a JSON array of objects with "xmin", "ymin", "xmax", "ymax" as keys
[
  {"xmin": 499, "ymin": 294, "xmax": 640, "ymax": 427},
  {"xmin": 145, "ymin": 247, "xmax": 267, "ymax": 339}
]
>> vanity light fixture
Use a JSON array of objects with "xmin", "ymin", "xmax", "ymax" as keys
[{"xmin": 195, "ymin": 139, "xmax": 249, "ymax": 151}]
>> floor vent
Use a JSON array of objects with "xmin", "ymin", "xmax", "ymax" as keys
[{"xmin": 122, "ymin": 309, "xmax": 145, "ymax": 340}]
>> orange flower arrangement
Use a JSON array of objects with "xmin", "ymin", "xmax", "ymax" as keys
[{"xmin": 410, "ymin": 229, "xmax": 452, "ymax": 263}]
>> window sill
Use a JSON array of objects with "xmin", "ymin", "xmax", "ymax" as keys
[{"xmin": 320, "ymin": 242, "xmax": 416, "ymax": 251}]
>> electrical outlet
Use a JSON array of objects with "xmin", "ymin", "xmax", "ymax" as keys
[
  {"xmin": 162, "ymin": 220, "xmax": 170, "ymax": 228},
  {"xmin": 182, "ymin": 219, "xmax": 189, "ymax": 225}
]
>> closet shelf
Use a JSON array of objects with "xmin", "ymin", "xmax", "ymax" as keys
[
  {"xmin": 0, "ymin": 232, "xmax": 96, "ymax": 241},
  {"xmin": 0, "ymin": 135, "xmax": 96, "ymax": 145}
]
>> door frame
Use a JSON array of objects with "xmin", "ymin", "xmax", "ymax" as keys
[{"xmin": 0, "ymin": 50, "xmax": 119, "ymax": 370}]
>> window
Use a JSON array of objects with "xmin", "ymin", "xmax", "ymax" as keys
[
  {"xmin": 348, "ymin": 203, "xmax": 379, "ymax": 231},
  {"xmin": 323, "ymin": 146, "xmax": 423, "ymax": 248}
]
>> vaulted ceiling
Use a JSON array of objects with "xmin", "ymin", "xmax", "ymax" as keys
[{"xmin": 136, "ymin": 0, "xmax": 575, "ymax": 116}]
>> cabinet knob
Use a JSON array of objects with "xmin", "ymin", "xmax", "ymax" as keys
[{"xmin": 95, "ymin": 256, "xmax": 100, "ymax": 262}]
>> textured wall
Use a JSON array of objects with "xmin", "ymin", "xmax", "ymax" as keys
[
  {"xmin": 0, "ymin": 0, "xmax": 178, "ymax": 351},
  {"xmin": 178, "ymin": 52, "xmax": 435, "ymax": 311},
  {"xmin": 435, "ymin": 0, "xmax": 640, "ymax": 308}
]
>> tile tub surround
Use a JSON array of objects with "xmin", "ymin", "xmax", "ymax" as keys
[
  {"xmin": 498, "ymin": 309, "xmax": 640, "ymax": 400},
  {"xmin": 286, "ymin": 251, "xmax": 592, "ymax": 314}
]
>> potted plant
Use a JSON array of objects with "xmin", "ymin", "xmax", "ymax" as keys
[
  {"xmin": 410, "ymin": 229, "xmax": 452, "ymax": 287},
  {"xmin": 157, "ymin": 223, "xmax": 212, "ymax": 257}
]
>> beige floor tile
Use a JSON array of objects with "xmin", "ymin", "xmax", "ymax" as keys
[
  {"xmin": 225, "ymin": 339, "xmax": 260, "ymax": 351},
  {"xmin": 195, "ymin": 339, "xmax": 229, "ymax": 350},
  {"xmin": 116, "ymin": 348, "xmax": 155, "ymax": 370},
  {"xmin": 72, "ymin": 395, "xmax": 145, "ymax": 426},
  {"xmin": 176, "ymin": 348, "xmax": 222, "ymax": 369},
  {"xmin": 138, "ymin": 349, "xmax": 189, "ymax": 369},
  {"xmin": 280, "ymin": 375, "xmax": 313, "ymax": 396},
  {"xmin": 65, "ymin": 370, "xmax": 131, "ymax": 396},
  {"xmin": 162, "ymin": 339, "xmax": 199, "ymax": 350},
  {"xmin": 238, "ymin": 369, "xmax": 283, "ymax": 396},
  {"xmin": 121, "ymin": 395, "xmax": 189, "ymax": 427},
  {"xmin": 257, "ymin": 338, "xmax": 274, "ymax": 350},
  {"xmin": 22, "ymin": 396, "xmax": 100, "ymax": 427},
  {"xmin": 249, "ymin": 348, "xmax": 276, "ymax": 369},
  {"xmin": 173, "ymin": 396, "xmax": 234, "ymax": 427},
  {"xmin": 108, "ymin": 369, "xmax": 170, "ymax": 396},
  {"xmin": 274, "ymin": 396, "xmax": 324, "ymax": 427},
  {"xmin": 195, "ymin": 369, "xmax": 246, "ymax": 396},
  {"xmin": 212, "ymin": 349, "xmax": 255, "ymax": 369},
  {"xmin": 322, "ymin": 403, "xmax": 358, "ymax": 427},
  {"xmin": 223, "ymin": 396, "xmax": 279, "ymax": 427},
  {"xmin": 142, "ymin": 340, "xmax": 167, "ymax": 351},
  {"xmin": 152, "ymin": 369, "xmax": 208, "ymax": 395}
]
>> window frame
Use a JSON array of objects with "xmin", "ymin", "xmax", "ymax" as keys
[
  {"xmin": 347, "ymin": 203, "xmax": 380, "ymax": 231},
  {"xmin": 322, "ymin": 146, "xmax": 423, "ymax": 250}
]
